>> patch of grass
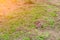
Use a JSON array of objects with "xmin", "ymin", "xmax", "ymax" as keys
[
  {"xmin": 9, "ymin": 31, "xmax": 24, "ymax": 40},
  {"xmin": 28, "ymin": 24, "xmax": 36, "ymax": 29},
  {"xmin": 44, "ymin": 17, "xmax": 55, "ymax": 27},
  {"xmin": 22, "ymin": 37, "xmax": 30, "ymax": 40},
  {"xmin": 46, "ymin": 5, "xmax": 59, "ymax": 11},
  {"xmin": 49, "ymin": 12, "xmax": 57, "ymax": 17},
  {"xmin": 41, "ymin": 23, "xmax": 48, "ymax": 29},
  {"xmin": 0, "ymin": 33, "xmax": 10, "ymax": 40},
  {"xmin": 49, "ymin": 19, "xmax": 55, "ymax": 27},
  {"xmin": 36, "ymin": 32, "xmax": 50, "ymax": 40},
  {"xmin": 10, "ymin": 31, "xmax": 24, "ymax": 39}
]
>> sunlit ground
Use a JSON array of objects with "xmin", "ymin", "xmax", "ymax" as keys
[{"xmin": 0, "ymin": 0, "xmax": 60, "ymax": 40}]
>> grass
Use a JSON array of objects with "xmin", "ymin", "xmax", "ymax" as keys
[
  {"xmin": 0, "ymin": 2, "xmax": 59, "ymax": 40},
  {"xmin": 22, "ymin": 37, "xmax": 30, "ymax": 40},
  {"xmin": 36, "ymin": 32, "xmax": 50, "ymax": 40}
]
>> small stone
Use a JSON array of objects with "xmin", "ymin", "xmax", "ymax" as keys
[{"xmin": 34, "ymin": 21, "xmax": 42, "ymax": 28}]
